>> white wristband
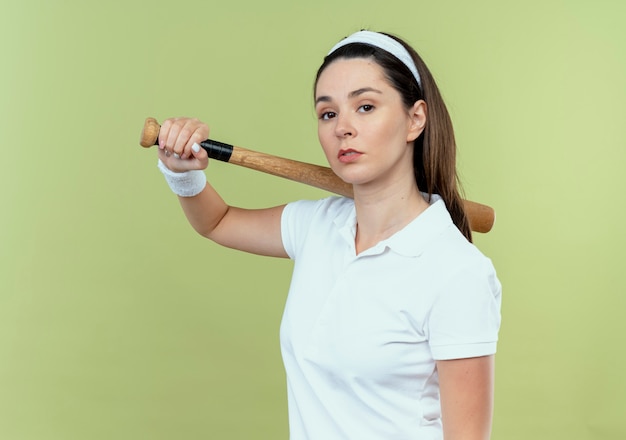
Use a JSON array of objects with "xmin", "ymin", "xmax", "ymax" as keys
[{"xmin": 157, "ymin": 159, "xmax": 207, "ymax": 197}]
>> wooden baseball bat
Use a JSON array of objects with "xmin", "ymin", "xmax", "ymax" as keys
[{"xmin": 140, "ymin": 117, "xmax": 495, "ymax": 233}]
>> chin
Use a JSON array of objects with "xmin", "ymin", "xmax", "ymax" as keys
[{"xmin": 332, "ymin": 168, "xmax": 371, "ymax": 186}]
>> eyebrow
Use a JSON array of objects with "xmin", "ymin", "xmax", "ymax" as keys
[{"xmin": 315, "ymin": 87, "xmax": 383, "ymax": 105}]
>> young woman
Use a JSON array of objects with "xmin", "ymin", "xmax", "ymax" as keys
[{"xmin": 155, "ymin": 30, "xmax": 502, "ymax": 440}]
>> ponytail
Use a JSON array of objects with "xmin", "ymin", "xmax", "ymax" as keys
[{"xmin": 411, "ymin": 53, "xmax": 472, "ymax": 241}]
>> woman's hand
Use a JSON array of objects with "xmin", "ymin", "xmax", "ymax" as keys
[{"xmin": 157, "ymin": 117, "xmax": 209, "ymax": 173}]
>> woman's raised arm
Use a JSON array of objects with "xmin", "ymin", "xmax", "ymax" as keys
[{"xmin": 157, "ymin": 117, "xmax": 288, "ymax": 258}]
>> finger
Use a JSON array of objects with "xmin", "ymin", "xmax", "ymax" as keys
[
  {"xmin": 158, "ymin": 118, "xmax": 175, "ymax": 150},
  {"xmin": 180, "ymin": 120, "xmax": 209, "ymax": 159},
  {"xmin": 157, "ymin": 121, "xmax": 166, "ymax": 150},
  {"xmin": 172, "ymin": 118, "xmax": 197, "ymax": 157},
  {"xmin": 190, "ymin": 142, "xmax": 207, "ymax": 160},
  {"xmin": 190, "ymin": 142, "xmax": 209, "ymax": 170},
  {"xmin": 164, "ymin": 119, "xmax": 184, "ymax": 154}
]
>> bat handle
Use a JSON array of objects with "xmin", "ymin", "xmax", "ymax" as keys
[{"xmin": 139, "ymin": 117, "xmax": 236, "ymax": 163}]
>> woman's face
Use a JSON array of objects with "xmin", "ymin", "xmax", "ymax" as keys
[{"xmin": 314, "ymin": 57, "xmax": 425, "ymax": 189}]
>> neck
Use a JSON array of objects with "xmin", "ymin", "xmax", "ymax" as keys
[{"xmin": 352, "ymin": 179, "xmax": 429, "ymax": 255}]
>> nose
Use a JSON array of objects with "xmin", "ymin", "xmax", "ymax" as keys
[{"xmin": 334, "ymin": 113, "xmax": 355, "ymax": 138}]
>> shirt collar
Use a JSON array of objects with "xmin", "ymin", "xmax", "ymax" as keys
[{"xmin": 333, "ymin": 194, "xmax": 454, "ymax": 258}]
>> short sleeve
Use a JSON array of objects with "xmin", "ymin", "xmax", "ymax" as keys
[
  {"xmin": 427, "ymin": 256, "xmax": 502, "ymax": 360},
  {"xmin": 281, "ymin": 199, "xmax": 323, "ymax": 260}
]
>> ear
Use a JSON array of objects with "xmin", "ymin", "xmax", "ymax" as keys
[{"xmin": 406, "ymin": 100, "xmax": 427, "ymax": 143}]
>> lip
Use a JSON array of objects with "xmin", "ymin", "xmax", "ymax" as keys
[{"xmin": 338, "ymin": 148, "xmax": 363, "ymax": 163}]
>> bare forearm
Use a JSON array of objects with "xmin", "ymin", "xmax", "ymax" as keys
[{"xmin": 178, "ymin": 181, "xmax": 229, "ymax": 239}]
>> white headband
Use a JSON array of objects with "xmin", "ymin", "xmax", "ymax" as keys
[{"xmin": 327, "ymin": 31, "xmax": 422, "ymax": 88}]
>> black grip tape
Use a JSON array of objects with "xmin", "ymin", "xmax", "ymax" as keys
[{"xmin": 200, "ymin": 139, "xmax": 234, "ymax": 162}]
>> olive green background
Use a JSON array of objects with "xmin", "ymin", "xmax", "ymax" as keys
[{"xmin": 1, "ymin": 0, "xmax": 624, "ymax": 439}]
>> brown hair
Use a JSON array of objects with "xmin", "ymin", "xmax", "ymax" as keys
[{"xmin": 314, "ymin": 33, "xmax": 472, "ymax": 242}]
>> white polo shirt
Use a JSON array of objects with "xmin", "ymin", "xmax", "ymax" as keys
[{"xmin": 280, "ymin": 195, "xmax": 502, "ymax": 439}]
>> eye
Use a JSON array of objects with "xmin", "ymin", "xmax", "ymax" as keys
[
  {"xmin": 319, "ymin": 111, "xmax": 337, "ymax": 120},
  {"xmin": 358, "ymin": 104, "xmax": 374, "ymax": 113}
]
